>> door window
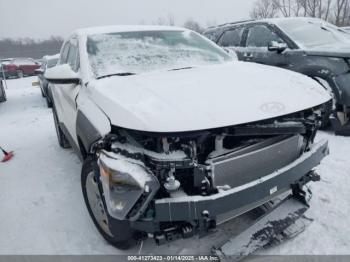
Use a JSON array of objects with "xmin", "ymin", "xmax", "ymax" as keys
[
  {"xmin": 218, "ymin": 28, "xmax": 244, "ymax": 47},
  {"xmin": 67, "ymin": 44, "xmax": 79, "ymax": 72},
  {"xmin": 246, "ymin": 25, "xmax": 284, "ymax": 47},
  {"xmin": 60, "ymin": 42, "xmax": 70, "ymax": 64}
]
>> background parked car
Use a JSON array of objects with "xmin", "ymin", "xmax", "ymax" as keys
[
  {"xmin": 35, "ymin": 54, "xmax": 59, "ymax": 107},
  {"xmin": 203, "ymin": 17, "xmax": 350, "ymax": 135},
  {"xmin": 0, "ymin": 58, "xmax": 40, "ymax": 78},
  {"xmin": 0, "ymin": 79, "xmax": 6, "ymax": 102}
]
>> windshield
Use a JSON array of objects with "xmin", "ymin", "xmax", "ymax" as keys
[
  {"xmin": 277, "ymin": 20, "xmax": 349, "ymax": 48},
  {"xmin": 86, "ymin": 30, "xmax": 232, "ymax": 77}
]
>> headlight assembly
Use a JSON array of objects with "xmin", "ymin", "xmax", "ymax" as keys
[{"xmin": 99, "ymin": 151, "xmax": 159, "ymax": 221}]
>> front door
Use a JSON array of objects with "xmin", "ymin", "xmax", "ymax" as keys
[
  {"xmin": 216, "ymin": 26, "xmax": 246, "ymax": 60},
  {"xmin": 242, "ymin": 24, "xmax": 290, "ymax": 68},
  {"xmin": 52, "ymin": 38, "xmax": 81, "ymax": 146}
]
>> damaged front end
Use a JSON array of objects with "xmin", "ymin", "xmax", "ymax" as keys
[{"xmin": 92, "ymin": 104, "xmax": 329, "ymax": 246}]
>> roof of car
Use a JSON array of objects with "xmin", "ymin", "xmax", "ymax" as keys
[
  {"xmin": 262, "ymin": 17, "xmax": 325, "ymax": 24},
  {"xmin": 75, "ymin": 25, "xmax": 188, "ymax": 36},
  {"xmin": 206, "ymin": 17, "xmax": 326, "ymax": 31}
]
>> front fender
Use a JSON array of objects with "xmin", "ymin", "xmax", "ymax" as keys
[
  {"xmin": 296, "ymin": 56, "xmax": 350, "ymax": 105},
  {"xmin": 334, "ymin": 73, "xmax": 350, "ymax": 106},
  {"xmin": 298, "ymin": 66, "xmax": 343, "ymax": 105},
  {"xmin": 76, "ymin": 92, "xmax": 111, "ymax": 154}
]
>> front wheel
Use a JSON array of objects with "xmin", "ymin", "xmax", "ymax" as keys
[
  {"xmin": 313, "ymin": 77, "xmax": 334, "ymax": 129},
  {"xmin": 40, "ymin": 86, "xmax": 45, "ymax": 97},
  {"xmin": 52, "ymin": 106, "xmax": 71, "ymax": 148},
  {"xmin": 81, "ymin": 157, "xmax": 137, "ymax": 250},
  {"xmin": 46, "ymin": 96, "xmax": 52, "ymax": 108}
]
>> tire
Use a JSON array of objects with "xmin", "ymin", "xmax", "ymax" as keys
[
  {"xmin": 40, "ymin": 87, "xmax": 45, "ymax": 97},
  {"xmin": 313, "ymin": 77, "xmax": 334, "ymax": 129},
  {"xmin": 320, "ymin": 100, "xmax": 332, "ymax": 129},
  {"xmin": 46, "ymin": 86, "xmax": 53, "ymax": 108},
  {"xmin": 17, "ymin": 70, "xmax": 24, "ymax": 78},
  {"xmin": 81, "ymin": 157, "xmax": 137, "ymax": 250},
  {"xmin": 52, "ymin": 106, "xmax": 71, "ymax": 148},
  {"xmin": 0, "ymin": 81, "xmax": 6, "ymax": 102},
  {"xmin": 46, "ymin": 96, "xmax": 52, "ymax": 108}
]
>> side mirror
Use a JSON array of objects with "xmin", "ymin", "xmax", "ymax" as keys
[
  {"xmin": 34, "ymin": 69, "xmax": 44, "ymax": 75},
  {"xmin": 268, "ymin": 41, "xmax": 287, "ymax": 53},
  {"xmin": 44, "ymin": 64, "xmax": 80, "ymax": 85}
]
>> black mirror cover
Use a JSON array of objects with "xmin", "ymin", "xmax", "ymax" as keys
[
  {"xmin": 45, "ymin": 77, "xmax": 81, "ymax": 85},
  {"xmin": 268, "ymin": 41, "xmax": 287, "ymax": 53}
]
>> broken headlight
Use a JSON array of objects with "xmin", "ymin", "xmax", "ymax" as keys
[{"xmin": 98, "ymin": 151, "xmax": 159, "ymax": 221}]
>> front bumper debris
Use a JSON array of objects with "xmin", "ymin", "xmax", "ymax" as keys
[
  {"xmin": 153, "ymin": 139, "xmax": 328, "ymax": 222},
  {"xmin": 212, "ymin": 196, "xmax": 312, "ymax": 261}
]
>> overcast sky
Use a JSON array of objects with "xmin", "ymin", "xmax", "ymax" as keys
[{"xmin": 0, "ymin": 0, "xmax": 256, "ymax": 39}]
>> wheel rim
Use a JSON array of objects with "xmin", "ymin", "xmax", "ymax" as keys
[{"xmin": 86, "ymin": 171, "xmax": 113, "ymax": 237}]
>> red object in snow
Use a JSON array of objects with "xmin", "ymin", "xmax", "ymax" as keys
[
  {"xmin": 1, "ymin": 58, "xmax": 40, "ymax": 78},
  {"xmin": 1, "ymin": 147, "xmax": 14, "ymax": 162}
]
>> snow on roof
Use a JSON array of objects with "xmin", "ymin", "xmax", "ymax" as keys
[
  {"xmin": 206, "ymin": 17, "xmax": 328, "ymax": 31},
  {"xmin": 261, "ymin": 17, "xmax": 326, "ymax": 25},
  {"xmin": 75, "ymin": 25, "xmax": 187, "ymax": 36}
]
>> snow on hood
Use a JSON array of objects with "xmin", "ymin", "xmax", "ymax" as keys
[
  {"xmin": 88, "ymin": 62, "xmax": 331, "ymax": 133},
  {"xmin": 304, "ymin": 43, "xmax": 350, "ymax": 58}
]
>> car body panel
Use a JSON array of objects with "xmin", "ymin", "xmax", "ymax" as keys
[
  {"xmin": 76, "ymin": 89, "xmax": 111, "ymax": 153},
  {"xmin": 89, "ymin": 62, "xmax": 330, "ymax": 132}
]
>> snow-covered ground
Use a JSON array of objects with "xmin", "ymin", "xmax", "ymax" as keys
[{"xmin": 0, "ymin": 77, "xmax": 349, "ymax": 255}]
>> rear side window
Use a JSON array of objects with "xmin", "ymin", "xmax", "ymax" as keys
[
  {"xmin": 246, "ymin": 25, "xmax": 284, "ymax": 47},
  {"xmin": 218, "ymin": 28, "xmax": 244, "ymax": 47},
  {"xmin": 203, "ymin": 29, "xmax": 223, "ymax": 42}
]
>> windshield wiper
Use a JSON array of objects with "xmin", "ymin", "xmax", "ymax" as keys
[
  {"xmin": 96, "ymin": 72, "xmax": 136, "ymax": 79},
  {"xmin": 169, "ymin": 67, "xmax": 193, "ymax": 71}
]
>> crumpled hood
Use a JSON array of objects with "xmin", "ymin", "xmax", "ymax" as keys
[{"xmin": 88, "ymin": 62, "xmax": 331, "ymax": 132}]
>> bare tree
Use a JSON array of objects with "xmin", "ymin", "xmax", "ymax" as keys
[
  {"xmin": 274, "ymin": 0, "xmax": 294, "ymax": 17},
  {"xmin": 154, "ymin": 14, "xmax": 176, "ymax": 26},
  {"xmin": 0, "ymin": 36, "xmax": 64, "ymax": 59},
  {"xmin": 250, "ymin": 0, "xmax": 279, "ymax": 18},
  {"xmin": 206, "ymin": 19, "xmax": 218, "ymax": 28},
  {"xmin": 250, "ymin": 0, "xmax": 350, "ymax": 26},
  {"xmin": 323, "ymin": 0, "xmax": 333, "ymax": 20},
  {"xmin": 183, "ymin": 19, "xmax": 204, "ymax": 33},
  {"xmin": 333, "ymin": 0, "xmax": 350, "ymax": 25}
]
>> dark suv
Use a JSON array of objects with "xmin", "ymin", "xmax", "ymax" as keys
[{"xmin": 204, "ymin": 17, "xmax": 350, "ymax": 135}]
